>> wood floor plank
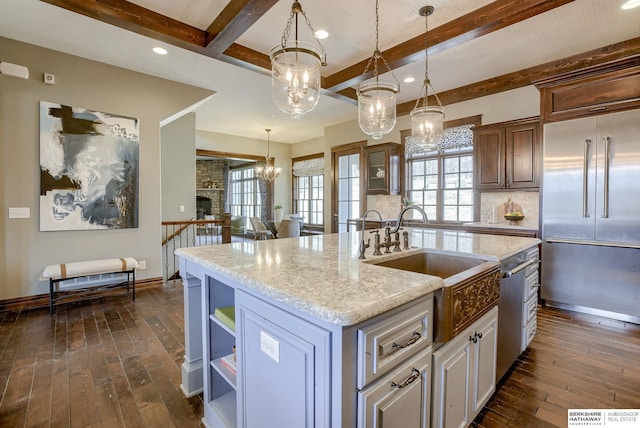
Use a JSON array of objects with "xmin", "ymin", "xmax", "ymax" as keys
[
  {"xmin": 106, "ymin": 359, "xmax": 146, "ymax": 428},
  {"xmin": 68, "ymin": 368, "xmax": 100, "ymax": 428},
  {"xmin": 25, "ymin": 359, "xmax": 53, "ymax": 427},
  {"xmin": 94, "ymin": 381, "xmax": 125, "ymax": 427},
  {"xmin": 50, "ymin": 357, "xmax": 70, "ymax": 426},
  {"xmin": 146, "ymin": 362, "xmax": 201, "ymax": 428}
]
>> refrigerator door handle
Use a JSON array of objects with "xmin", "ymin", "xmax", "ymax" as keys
[
  {"xmin": 545, "ymin": 237, "xmax": 640, "ymax": 249},
  {"xmin": 583, "ymin": 139, "xmax": 591, "ymax": 218},
  {"xmin": 602, "ymin": 137, "xmax": 611, "ymax": 219}
]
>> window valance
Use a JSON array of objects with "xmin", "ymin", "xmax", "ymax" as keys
[
  {"xmin": 405, "ymin": 124, "xmax": 475, "ymax": 155},
  {"xmin": 293, "ymin": 157, "xmax": 324, "ymax": 177}
]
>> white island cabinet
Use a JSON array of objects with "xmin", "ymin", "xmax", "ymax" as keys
[
  {"xmin": 431, "ymin": 306, "xmax": 498, "ymax": 428},
  {"xmin": 176, "ymin": 230, "xmax": 540, "ymax": 428}
]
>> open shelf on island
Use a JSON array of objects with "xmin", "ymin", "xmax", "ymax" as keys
[{"xmin": 211, "ymin": 357, "xmax": 237, "ymax": 389}]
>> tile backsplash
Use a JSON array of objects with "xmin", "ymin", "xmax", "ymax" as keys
[
  {"xmin": 480, "ymin": 191, "xmax": 539, "ymax": 229},
  {"xmin": 367, "ymin": 195, "xmax": 403, "ymax": 220}
]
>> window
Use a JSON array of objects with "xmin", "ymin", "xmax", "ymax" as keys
[
  {"xmin": 229, "ymin": 167, "xmax": 262, "ymax": 221},
  {"xmin": 294, "ymin": 174, "xmax": 324, "ymax": 226},
  {"xmin": 404, "ymin": 124, "xmax": 475, "ymax": 223},
  {"xmin": 292, "ymin": 154, "xmax": 324, "ymax": 227}
]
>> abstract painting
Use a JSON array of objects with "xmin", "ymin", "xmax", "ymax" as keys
[{"xmin": 40, "ymin": 101, "xmax": 139, "ymax": 231}]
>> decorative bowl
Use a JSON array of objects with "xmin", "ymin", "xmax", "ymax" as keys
[{"xmin": 504, "ymin": 214, "xmax": 524, "ymax": 225}]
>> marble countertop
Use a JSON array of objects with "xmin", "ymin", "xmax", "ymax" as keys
[{"xmin": 176, "ymin": 229, "xmax": 540, "ymax": 327}]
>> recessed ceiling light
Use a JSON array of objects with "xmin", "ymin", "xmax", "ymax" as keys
[
  {"xmin": 314, "ymin": 30, "xmax": 329, "ymax": 40},
  {"xmin": 153, "ymin": 47, "xmax": 168, "ymax": 55},
  {"xmin": 403, "ymin": 76, "xmax": 416, "ymax": 83},
  {"xmin": 622, "ymin": 0, "xmax": 640, "ymax": 9}
]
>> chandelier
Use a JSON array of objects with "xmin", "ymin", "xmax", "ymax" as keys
[
  {"xmin": 255, "ymin": 129, "xmax": 282, "ymax": 182},
  {"xmin": 271, "ymin": 1, "xmax": 327, "ymax": 119},
  {"xmin": 357, "ymin": 0, "xmax": 399, "ymax": 140},
  {"xmin": 407, "ymin": 5, "xmax": 444, "ymax": 152}
]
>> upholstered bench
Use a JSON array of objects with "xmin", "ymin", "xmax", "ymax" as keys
[{"xmin": 41, "ymin": 258, "xmax": 138, "ymax": 314}]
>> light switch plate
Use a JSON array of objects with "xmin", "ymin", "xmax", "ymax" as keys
[
  {"xmin": 260, "ymin": 330, "xmax": 280, "ymax": 363},
  {"xmin": 9, "ymin": 207, "xmax": 30, "ymax": 218}
]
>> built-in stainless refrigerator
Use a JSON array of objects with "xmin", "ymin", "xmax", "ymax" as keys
[{"xmin": 541, "ymin": 109, "xmax": 640, "ymax": 322}]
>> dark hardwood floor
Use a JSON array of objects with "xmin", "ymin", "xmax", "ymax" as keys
[
  {"xmin": 1, "ymin": 282, "xmax": 639, "ymax": 427},
  {"xmin": 0, "ymin": 282, "xmax": 203, "ymax": 428}
]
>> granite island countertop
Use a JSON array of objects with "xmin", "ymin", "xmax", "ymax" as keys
[{"xmin": 175, "ymin": 228, "xmax": 540, "ymax": 327}]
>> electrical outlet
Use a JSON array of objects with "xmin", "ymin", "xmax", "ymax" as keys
[
  {"xmin": 138, "ymin": 260, "xmax": 146, "ymax": 270},
  {"xmin": 180, "ymin": 205, "xmax": 185, "ymax": 212},
  {"xmin": 260, "ymin": 330, "xmax": 279, "ymax": 363}
]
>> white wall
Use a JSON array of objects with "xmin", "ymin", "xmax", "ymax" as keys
[{"xmin": 0, "ymin": 36, "xmax": 213, "ymax": 300}]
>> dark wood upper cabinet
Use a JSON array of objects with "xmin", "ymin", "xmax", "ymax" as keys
[
  {"xmin": 363, "ymin": 142, "xmax": 401, "ymax": 195},
  {"xmin": 535, "ymin": 56, "xmax": 640, "ymax": 123},
  {"xmin": 474, "ymin": 118, "xmax": 540, "ymax": 191}
]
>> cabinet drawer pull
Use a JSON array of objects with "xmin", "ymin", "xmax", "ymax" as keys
[
  {"xmin": 470, "ymin": 331, "xmax": 483, "ymax": 343},
  {"xmin": 391, "ymin": 368, "xmax": 420, "ymax": 389},
  {"xmin": 392, "ymin": 332, "xmax": 421, "ymax": 349}
]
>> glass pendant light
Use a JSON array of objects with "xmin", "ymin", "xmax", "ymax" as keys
[
  {"xmin": 271, "ymin": 1, "xmax": 327, "ymax": 119},
  {"xmin": 357, "ymin": 0, "xmax": 399, "ymax": 140},
  {"xmin": 255, "ymin": 129, "xmax": 282, "ymax": 182},
  {"xmin": 407, "ymin": 5, "xmax": 444, "ymax": 152}
]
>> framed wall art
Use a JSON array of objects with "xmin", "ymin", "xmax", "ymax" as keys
[{"xmin": 39, "ymin": 101, "xmax": 139, "ymax": 231}]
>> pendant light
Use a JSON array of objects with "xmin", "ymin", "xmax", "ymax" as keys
[
  {"xmin": 356, "ymin": 0, "xmax": 399, "ymax": 140},
  {"xmin": 271, "ymin": 1, "xmax": 327, "ymax": 119},
  {"xmin": 407, "ymin": 5, "xmax": 444, "ymax": 152},
  {"xmin": 255, "ymin": 129, "xmax": 282, "ymax": 182}
]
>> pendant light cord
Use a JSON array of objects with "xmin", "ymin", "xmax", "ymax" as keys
[
  {"xmin": 412, "ymin": 6, "xmax": 443, "ymax": 111},
  {"xmin": 360, "ymin": 0, "xmax": 399, "ymax": 88},
  {"xmin": 281, "ymin": 1, "xmax": 327, "ymax": 65}
]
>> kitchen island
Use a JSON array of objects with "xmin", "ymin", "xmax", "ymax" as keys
[{"xmin": 176, "ymin": 228, "xmax": 540, "ymax": 428}]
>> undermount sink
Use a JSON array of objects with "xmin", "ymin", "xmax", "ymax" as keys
[{"xmin": 367, "ymin": 250, "xmax": 501, "ymax": 342}]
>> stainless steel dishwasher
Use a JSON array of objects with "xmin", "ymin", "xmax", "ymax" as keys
[{"xmin": 497, "ymin": 247, "xmax": 540, "ymax": 382}]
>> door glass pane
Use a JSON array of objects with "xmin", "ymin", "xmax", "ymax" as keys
[{"xmin": 335, "ymin": 152, "xmax": 360, "ymax": 233}]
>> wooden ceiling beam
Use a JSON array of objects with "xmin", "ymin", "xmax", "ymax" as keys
[
  {"xmin": 323, "ymin": 0, "xmax": 575, "ymax": 92},
  {"xmin": 396, "ymin": 37, "xmax": 640, "ymax": 116},
  {"xmin": 204, "ymin": 0, "xmax": 279, "ymax": 57},
  {"xmin": 40, "ymin": 0, "xmax": 205, "ymax": 47}
]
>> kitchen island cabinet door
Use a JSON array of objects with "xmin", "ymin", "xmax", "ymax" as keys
[
  {"xmin": 236, "ymin": 290, "xmax": 331, "ymax": 428},
  {"xmin": 432, "ymin": 307, "xmax": 498, "ymax": 428},
  {"xmin": 431, "ymin": 326, "xmax": 473, "ymax": 428},
  {"xmin": 470, "ymin": 308, "xmax": 498, "ymax": 416}
]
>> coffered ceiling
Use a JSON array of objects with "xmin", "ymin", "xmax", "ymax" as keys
[{"xmin": 0, "ymin": 0, "xmax": 639, "ymax": 143}]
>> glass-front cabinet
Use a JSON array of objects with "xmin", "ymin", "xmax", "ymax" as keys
[{"xmin": 364, "ymin": 142, "xmax": 400, "ymax": 195}]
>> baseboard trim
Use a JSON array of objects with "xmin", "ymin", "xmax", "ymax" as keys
[{"xmin": 0, "ymin": 277, "xmax": 165, "ymax": 313}]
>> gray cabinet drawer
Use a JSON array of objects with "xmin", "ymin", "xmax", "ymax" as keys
[
  {"xmin": 357, "ymin": 297, "xmax": 433, "ymax": 389},
  {"xmin": 357, "ymin": 346, "xmax": 432, "ymax": 428},
  {"xmin": 522, "ymin": 293, "xmax": 538, "ymax": 327},
  {"xmin": 524, "ymin": 247, "xmax": 539, "ymax": 277},
  {"xmin": 522, "ymin": 318, "xmax": 537, "ymax": 352},
  {"xmin": 524, "ymin": 270, "xmax": 539, "ymax": 301}
]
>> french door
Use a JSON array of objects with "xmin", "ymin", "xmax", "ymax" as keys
[{"xmin": 331, "ymin": 142, "xmax": 365, "ymax": 233}]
